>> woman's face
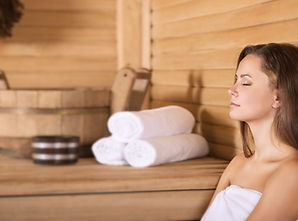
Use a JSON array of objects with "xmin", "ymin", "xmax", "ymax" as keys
[{"xmin": 228, "ymin": 54, "xmax": 278, "ymax": 123}]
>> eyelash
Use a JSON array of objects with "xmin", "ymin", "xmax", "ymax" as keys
[{"xmin": 233, "ymin": 78, "xmax": 251, "ymax": 86}]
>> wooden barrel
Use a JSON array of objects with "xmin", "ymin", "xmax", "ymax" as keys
[{"xmin": 0, "ymin": 88, "xmax": 110, "ymax": 157}]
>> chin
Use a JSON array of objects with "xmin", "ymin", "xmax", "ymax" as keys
[{"xmin": 229, "ymin": 111, "xmax": 243, "ymax": 121}]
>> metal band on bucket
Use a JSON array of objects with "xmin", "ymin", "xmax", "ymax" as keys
[{"xmin": 32, "ymin": 135, "xmax": 80, "ymax": 165}]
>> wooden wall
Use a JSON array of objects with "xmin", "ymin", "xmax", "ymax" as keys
[
  {"xmin": 0, "ymin": 0, "xmax": 117, "ymax": 89},
  {"xmin": 149, "ymin": 0, "xmax": 298, "ymax": 159}
]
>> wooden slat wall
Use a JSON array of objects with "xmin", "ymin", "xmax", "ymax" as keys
[
  {"xmin": 150, "ymin": 0, "xmax": 298, "ymax": 160},
  {"xmin": 0, "ymin": 0, "xmax": 117, "ymax": 89}
]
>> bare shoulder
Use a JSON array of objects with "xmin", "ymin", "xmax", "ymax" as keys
[
  {"xmin": 207, "ymin": 153, "xmax": 248, "ymax": 205},
  {"xmin": 226, "ymin": 152, "xmax": 247, "ymax": 171},
  {"xmin": 248, "ymin": 154, "xmax": 298, "ymax": 220},
  {"xmin": 216, "ymin": 153, "xmax": 246, "ymax": 187},
  {"xmin": 268, "ymin": 155, "xmax": 298, "ymax": 187}
]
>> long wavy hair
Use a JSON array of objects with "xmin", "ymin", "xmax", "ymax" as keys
[
  {"xmin": 236, "ymin": 43, "xmax": 298, "ymax": 157},
  {"xmin": 0, "ymin": 0, "xmax": 24, "ymax": 37}
]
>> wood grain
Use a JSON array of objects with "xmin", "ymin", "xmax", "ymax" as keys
[
  {"xmin": 0, "ymin": 190, "xmax": 213, "ymax": 221},
  {"xmin": 153, "ymin": 0, "xmax": 298, "ymax": 37},
  {"xmin": 0, "ymin": 157, "xmax": 227, "ymax": 196}
]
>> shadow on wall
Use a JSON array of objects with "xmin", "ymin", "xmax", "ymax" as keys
[{"xmin": 189, "ymin": 69, "xmax": 241, "ymax": 160}]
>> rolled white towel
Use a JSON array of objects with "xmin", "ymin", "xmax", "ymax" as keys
[
  {"xmin": 108, "ymin": 105, "xmax": 195, "ymax": 142},
  {"xmin": 124, "ymin": 133, "xmax": 209, "ymax": 167},
  {"xmin": 91, "ymin": 136, "xmax": 128, "ymax": 166}
]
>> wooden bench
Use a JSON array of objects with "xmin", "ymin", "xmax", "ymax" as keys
[{"xmin": 0, "ymin": 153, "xmax": 228, "ymax": 220}]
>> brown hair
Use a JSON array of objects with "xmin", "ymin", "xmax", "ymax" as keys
[
  {"xmin": 236, "ymin": 43, "xmax": 298, "ymax": 157},
  {"xmin": 0, "ymin": 0, "xmax": 24, "ymax": 38}
]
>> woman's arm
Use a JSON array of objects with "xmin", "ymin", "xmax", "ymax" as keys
[
  {"xmin": 206, "ymin": 153, "xmax": 244, "ymax": 207},
  {"xmin": 247, "ymin": 160, "xmax": 298, "ymax": 221}
]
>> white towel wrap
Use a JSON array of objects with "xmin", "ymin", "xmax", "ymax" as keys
[
  {"xmin": 201, "ymin": 185, "xmax": 262, "ymax": 221},
  {"xmin": 108, "ymin": 105, "xmax": 195, "ymax": 142},
  {"xmin": 91, "ymin": 137, "xmax": 128, "ymax": 166},
  {"xmin": 123, "ymin": 133, "xmax": 209, "ymax": 167}
]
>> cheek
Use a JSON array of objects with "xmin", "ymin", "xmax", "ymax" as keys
[{"xmin": 229, "ymin": 89, "xmax": 274, "ymax": 120}]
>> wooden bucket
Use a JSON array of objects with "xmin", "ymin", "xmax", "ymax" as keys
[
  {"xmin": 0, "ymin": 88, "xmax": 110, "ymax": 157},
  {"xmin": 32, "ymin": 135, "xmax": 80, "ymax": 165}
]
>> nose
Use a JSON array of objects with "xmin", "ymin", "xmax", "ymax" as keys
[{"xmin": 228, "ymin": 84, "xmax": 238, "ymax": 97}]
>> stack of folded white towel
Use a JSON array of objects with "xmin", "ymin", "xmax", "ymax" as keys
[{"xmin": 92, "ymin": 105, "xmax": 209, "ymax": 167}]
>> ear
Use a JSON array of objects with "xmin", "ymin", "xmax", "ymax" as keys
[{"xmin": 272, "ymin": 90, "xmax": 281, "ymax": 109}]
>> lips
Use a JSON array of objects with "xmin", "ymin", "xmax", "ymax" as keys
[{"xmin": 230, "ymin": 102, "xmax": 240, "ymax": 107}]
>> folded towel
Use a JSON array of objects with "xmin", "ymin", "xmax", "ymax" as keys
[
  {"xmin": 108, "ymin": 105, "xmax": 195, "ymax": 142},
  {"xmin": 91, "ymin": 136, "xmax": 128, "ymax": 166},
  {"xmin": 123, "ymin": 133, "xmax": 209, "ymax": 167}
]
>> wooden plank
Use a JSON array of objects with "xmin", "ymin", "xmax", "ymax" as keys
[
  {"xmin": 153, "ymin": 19, "xmax": 298, "ymax": 54},
  {"xmin": 201, "ymin": 124, "xmax": 242, "ymax": 148},
  {"xmin": 142, "ymin": 0, "xmax": 152, "ymax": 69},
  {"xmin": 0, "ymin": 114, "xmax": 17, "ymax": 136},
  {"xmin": 0, "ymin": 157, "xmax": 227, "ymax": 196},
  {"xmin": 19, "ymin": 10, "xmax": 115, "ymax": 27},
  {"xmin": 151, "ymin": 69, "xmax": 234, "ymax": 88},
  {"xmin": 150, "ymin": 100, "xmax": 238, "ymax": 128},
  {"xmin": 151, "ymin": 84, "xmax": 201, "ymax": 104},
  {"xmin": 152, "ymin": 48, "xmax": 241, "ymax": 70},
  {"xmin": 199, "ymin": 105, "xmax": 239, "ymax": 128},
  {"xmin": 10, "ymin": 27, "xmax": 116, "ymax": 41},
  {"xmin": 153, "ymin": 0, "xmax": 298, "ymax": 37},
  {"xmin": 0, "ymin": 190, "xmax": 213, "ymax": 221},
  {"xmin": 22, "ymin": 0, "xmax": 116, "ymax": 11},
  {"xmin": 117, "ymin": 0, "xmax": 142, "ymax": 69},
  {"xmin": 209, "ymin": 142, "xmax": 242, "ymax": 160},
  {"xmin": 152, "ymin": 0, "xmax": 192, "ymax": 9},
  {"xmin": 5, "ymin": 71, "xmax": 115, "ymax": 89},
  {"xmin": 152, "ymin": 0, "xmax": 271, "ymax": 24},
  {"xmin": 151, "ymin": 85, "xmax": 230, "ymax": 106},
  {"xmin": 150, "ymin": 99, "xmax": 200, "ymax": 120},
  {"xmin": 111, "ymin": 67, "xmax": 136, "ymax": 114},
  {"xmin": 0, "ymin": 57, "xmax": 116, "ymax": 72},
  {"xmin": 1, "ymin": 41, "xmax": 116, "ymax": 56}
]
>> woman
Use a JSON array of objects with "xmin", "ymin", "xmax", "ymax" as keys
[{"xmin": 201, "ymin": 43, "xmax": 298, "ymax": 221}]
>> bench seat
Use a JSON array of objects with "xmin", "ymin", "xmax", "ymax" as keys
[{"xmin": 0, "ymin": 153, "xmax": 228, "ymax": 220}]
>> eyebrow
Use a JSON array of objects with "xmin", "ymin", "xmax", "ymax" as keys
[{"xmin": 240, "ymin": 74, "xmax": 252, "ymax": 78}]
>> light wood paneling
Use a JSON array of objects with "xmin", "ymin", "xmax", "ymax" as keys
[
  {"xmin": 22, "ymin": 0, "xmax": 115, "ymax": 11},
  {"xmin": 209, "ymin": 143, "xmax": 242, "ymax": 160},
  {"xmin": 19, "ymin": 11, "xmax": 115, "ymax": 27},
  {"xmin": 153, "ymin": 0, "xmax": 298, "ymax": 38},
  {"xmin": 153, "ymin": 19, "xmax": 298, "ymax": 54},
  {"xmin": 150, "ymin": 100, "xmax": 238, "ymax": 128},
  {"xmin": 151, "ymin": 85, "xmax": 230, "ymax": 106},
  {"xmin": 0, "ymin": 0, "xmax": 117, "ymax": 89},
  {"xmin": 150, "ymin": 0, "xmax": 298, "ymax": 159},
  {"xmin": 152, "ymin": 0, "xmax": 272, "ymax": 23},
  {"xmin": 151, "ymin": 69, "xmax": 234, "ymax": 88},
  {"xmin": 4, "ymin": 71, "xmax": 115, "ymax": 89},
  {"xmin": 152, "ymin": 48, "xmax": 241, "ymax": 70},
  {"xmin": 10, "ymin": 27, "xmax": 116, "ymax": 41},
  {"xmin": 1, "ymin": 41, "xmax": 116, "ymax": 56},
  {"xmin": 117, "ymin": 0, "xmax": 142, "ymax": 69},
  {"xmin": 1, "ymin": 57, "xmax": 115, "ymax": 72},
  {"xmin": 201, "ymin": 124, "xmax": 242, "ymax": 148}
]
